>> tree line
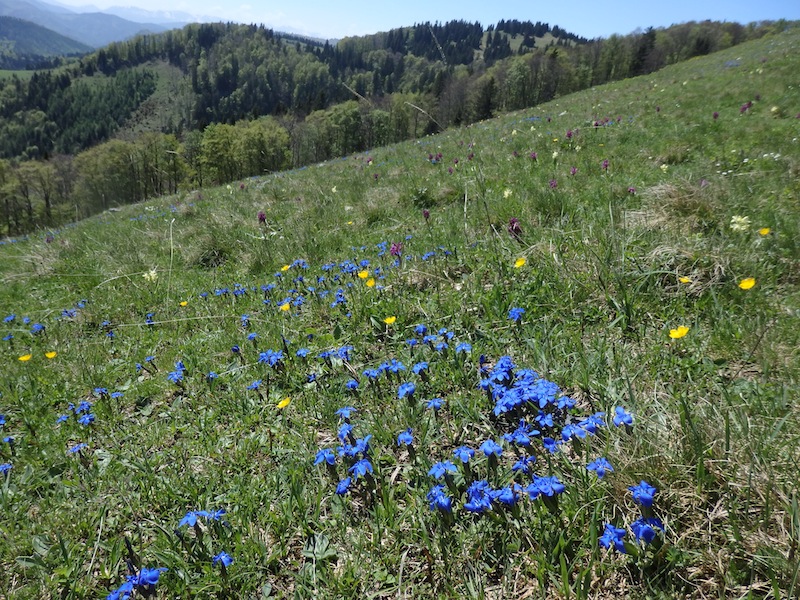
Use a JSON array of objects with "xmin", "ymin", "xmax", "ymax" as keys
[{"xmin": 0, "ymin": 17, "xmax": 794, "ymax": 237}]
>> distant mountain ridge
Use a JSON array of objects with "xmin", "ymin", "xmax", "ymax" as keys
[
  {"xmin": 0, "ymin": 15, "xmax": 91, "ymax": 64},
  {"xmin": 0, "ymin": 0, "xmax": 180, "ymax": 47}
]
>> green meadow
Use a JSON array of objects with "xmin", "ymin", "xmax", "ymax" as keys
[{"xmin": 1, "ymin": 27, "xmax": 799, "ymax": 599}]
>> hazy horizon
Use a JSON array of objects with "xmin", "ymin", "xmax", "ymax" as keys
[{"xmin": 47, "ymin": 0, "xmax": 800, "ymax": 41}]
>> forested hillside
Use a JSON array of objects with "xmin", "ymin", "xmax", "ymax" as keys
[
  {"xmin": 0, "ymin": 16, "xmax": 91, "ymax": 69},
  {"xmin": 0, "ymin": 17, "xmax": 794, "ymax": 237}
]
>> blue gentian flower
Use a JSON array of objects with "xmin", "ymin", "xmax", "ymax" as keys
[
  {"xmin": 337, "ymin": 423, "xmax": 353, "ymax": 442},
  {"xmin": 386, "ymin": 359, "xmax": 406, "ymax": 374},
  {"xmin": 508, "ymin": 307, "xmax": 525, "ymax": 322},
  {"xmin": 479, "ymin": 439, "xmax": 503, "ymax": 457},
  {"xmin": 349, "ymin": 458, "xmax": 374, "ymax": 479},
  {"xmin": 426, "ymin": 397, "xmax": 443, "ymax": 410},
  {"xmin": 426, "ymin": 484, "xmax": 452, "ymax": 512},
  {"xmin": 503, "ymin": 419, "xmax": 538, "ymax": 446},
  {"xmin": 211, "ymin": 550, "xmax": 233, "ymax": 567},
  {"xmin": 361, "ymin": 367, "xmax": 380, "ymax": 381},
  {"xmin": 397, "ymin": 429, "xmax": 413, "ymax": 446},
  {"xmin": 412, "ymin": 362, "xmax": 428, "ymax": 375},
  {"xmin": 557, "ymin": 395, "xmax": 576, "ymax": 410},
  {"xmin": 631, "ymin": 517, "xmax": 665, "ymax": 544},
  {"xmin": 335, "ymin": 477, "xmax": 352, "ymax": 495},
  {"xmin": 167, "ymin": 370, "xmax": 183, "ymax": 384},
  {"xmin": 629, "ymin": 480, "xmax": 657, "ymax": 507},
  {"xmin": 335, "ymin": 406, "xmax": 356, "ymax": 420},
  {"xmin": 0, "ymin": 463, "xmax": 12, "ymax": 474},
  {"xmin": 453, "ymin": 446, "xmax": 475, "ymax": 463},
  {"xmin": 491, "ymin": 484, "xmax": 522, "ymax": 506},
  {"xmin": 464, "ymin": 480, "xmax": 493, "ymax": 513},
  {"xmin": 397, "ymin": 382, "xmax": 416, "ymax": 400},
  {"xmin": 587, "ymin": 457, "xmax": 614, "ymax": 479},
  {"xmin": 179, "ymin": 511, "xmax": 198, "ymax": 527},
  {"xmin": 428, "ymin": 461, "xmax": 457, "ymax": 479},
  {"xmin": 535, "ymin": 410, "xmax": 554, "ymax": 428},
  {"xmin": 134, "ymin": 567, "xmax": 167, "ymax": 586},
  {"xmin": 613, "ymin": 406, "xmax": 634, "ymax": 427},
  {"xmin": 296, "ymin": 348, "xmax": 310, "ymax": 358},
  {"xmin": 345, "ymin": 379, "xmax": 359, "ymax": 390},
  {"xmin": 542, "ymin": 437, "xmax": 560, "ymax": 453},
  {"xmin": 599, "ymin": 523, "xmax": 627, "ymax": 553},
  {"xmin": 314, "ymin": 449, "xmax": 336, "ymax": 466},
  {"xmin": 212, "ymin": 551, "xmax": 234, "ymax": 567},
  {"xmin": 258, "ymin": 349, "xmax": 283, "ymax": 367},
  {"xmin": 68, "ymin": 442, "xmax": 87, "ymax": 453},
  {"xmin": 247, "ymin": 380, "xmax": 262, "ymax": 391},
  {"xmin": 455, "ymin": 342, "xmax": 472, "ymax": 354},
  {"xmin": 352, "ymin": 436, "xmax": 372, "ymax": 456},
  {"xmin": 512, "ymin": 455, "xmax": 536, "ymax": 475},
  {"xmin": 536, "ymin": 475, "xmax": 566, "ymax": 496},
  {"xmin": 78, "ymin": 413, "xmax": 95, "ymax": 426}
]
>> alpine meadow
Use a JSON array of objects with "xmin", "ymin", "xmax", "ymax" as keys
[{"xmin": 0, "ymin": 23, "xmax": 799, "ymax": 600}]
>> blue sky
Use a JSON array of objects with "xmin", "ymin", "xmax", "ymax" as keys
[{"xmin": 57, "ymin": 0, "xmax": 800, "ymax": 40}]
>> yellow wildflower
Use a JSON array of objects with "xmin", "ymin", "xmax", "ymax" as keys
[
  {"xmin": 279, "ymin": 302, "xmax": 291, "ymax": 312},
  {"xmin": 758, "ymin": 227, "xmax": 771, "ymax": 236},
  {"xmin": 179, "ymin": 300, "xmax": 188, "ymax": 307},
  {"xmin": 280, "ymin": 265, "xmax": 290, "ymax": 272},
  {"xmin": 45, "ymin": 351, "xmax": 57, "ymax": 359},
  {"xmin": 678, "ymin": 276, "xmax": 691, "ymax": 284},
  {"xmin": 669, "ymin": 326, "xmax": 690, "ymax": 339},
  {"xmin": 383, "ymin": 316, "xmax": 397, "ymax": 325},
  {"xmin": 514, "ymin": 257, "xmax": 527, "ymax": 268},
  {"xmin": 277, "ymin": 397, "xmax": 291, "ymax": 409},
  {"xmin": 738, "ymin": 277, "xmax": 756, "ymax": 290},
  {"xmin": 358, "ymin": 270, "xmax": 369, "ymax": 279},
  {"xmin": 18, "ymin": 353, "xmax": 32, "ymax": 362},
  {"xmin": 366, "ymin": 278, "xmax": 376, "ymax": 288}
]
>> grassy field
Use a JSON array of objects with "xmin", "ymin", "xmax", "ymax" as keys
[{"xmin": 1, "ymin": 27, "xmax": 799, "ymax": 599}]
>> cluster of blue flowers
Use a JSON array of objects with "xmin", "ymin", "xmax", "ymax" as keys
[
  {"xmin": 314, "ymin": 406, "xmax": 376, "ymax": 497},
  {"xmin": 167, "ymin": 360, "xmax": 186, "ymax": 385},
  {"xmin": 0, "ymin": 413, "xmax": 10, "ymax": 474},
  {"xmin": 106, "ymin": 566, "xmax": 167, "ymax": 600},
  {"xmin": 599, "ymin": 480, "xmax": 664, "ymax": 552},
  {"xmin": 178, "ymin": 508, "xmax": 227, "ymax": 527},
  {"xmin": 56, "ymin": 400, "xmax": 95, "ymax": 427}
]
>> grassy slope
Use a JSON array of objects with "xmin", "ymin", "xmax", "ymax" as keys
[{"xmin": 0, "ymin": 28, "xmax": 798, "ymax": 599}]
